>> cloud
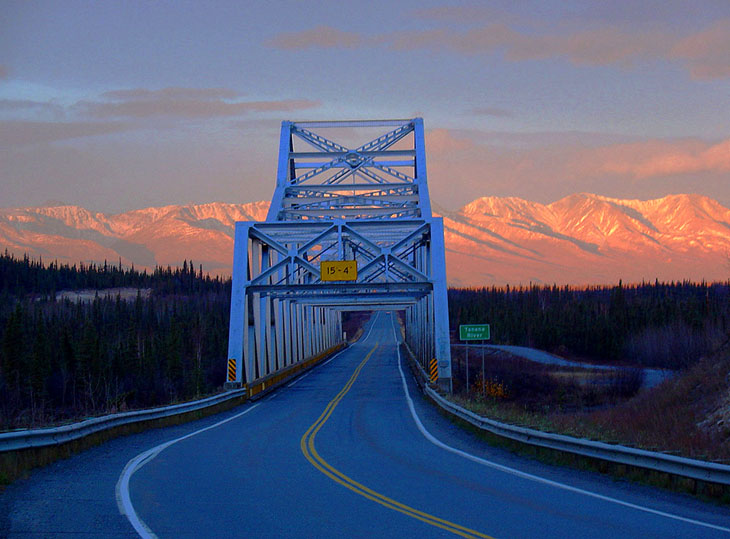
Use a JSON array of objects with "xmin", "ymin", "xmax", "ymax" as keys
[
  {"xmin": 670, "ymin": 19, "xmax": 730, "ymax": 79},
  {"xmin": 426, "ymin": 129, "xmax": 476, "ymax": 153},
  {"xmin": 601, "ymin": 138, "xmax": 730, "ymax": 178},
  {"xmin": 0, "ymin": 65, "xmax": 8, "ymax": 79},
  {"xmin": 388, "ymin": 28, "xmax": 456, "ymax": 51},
  {"xmin": 269, "ymin": 23, "xmax": 671, "ymax": 64},
  {"xmin": 468, "ymin": 107, "xmax": 512, "ymax": 118},
  {"xmin": 387, "ymin": 23, "xmax": 674, "ymax": 67},
  {"xmin": 101, "ymin": 87, "xmax": 242, "ymax": 100},
  {"xmin": 267, "ymin": 25, "xmax": 375, "ymax": 50},
  {"xmin": 411, "ymin": 5, "xmax": 515, "ymax": 24},
  {"xmin": 268, "ymin": 19, "xmax": 730, "ymax": 78},
  {"xmin": 0, "ymin": 131, "xmax": 277, "ymax": 212},
  {"xmin": 420, "ymin": 129, "xmax": 730, "ymax": 210},
  {"xmin": 78, "ymin": 98, "xmax": 319, "ymax": 119},
  {"xmin": 0, "ymin": 121, "xmax": 131, "ymax": 147},
  {"xmin": 498, "ymin": 26, "xmax": 672, "ymax": 66},
  {"xmin": 0, "ymin": 99, "xmax": 65, "ymax": 116},
  {"xmin": 75, "ymin": 87, "xmax": 320, "ymax": 119},
  {"xmin": 0, "ymin": 87, "xmax": 320, "ymax": 149}
]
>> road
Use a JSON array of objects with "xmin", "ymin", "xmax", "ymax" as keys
[{"xmin": 2, "ymin": 312, "xmax": 729, "ymax": 537}]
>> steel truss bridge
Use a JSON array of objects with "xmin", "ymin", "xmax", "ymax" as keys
[{"xmin": 226, "ymin": 118, "xmax": 452, "ymax": 390}]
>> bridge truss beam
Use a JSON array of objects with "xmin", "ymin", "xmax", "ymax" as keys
[{"xmin": 227, "ymin": 119, "xmax": 451, "ymax": 390}]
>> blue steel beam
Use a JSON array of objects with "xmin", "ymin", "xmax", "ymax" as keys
[{"xmin": 228, "ymin": 119, "xmax": 451, "ymax": 390}]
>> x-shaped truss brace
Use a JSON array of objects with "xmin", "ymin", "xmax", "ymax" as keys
[{"xmin": 245, "ymin": 220, "xmax": 432, "ymax": 288}]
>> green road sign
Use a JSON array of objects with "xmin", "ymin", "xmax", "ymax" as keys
[{"xmin": 459, "ymin": 324, "xmax": 490, "ymax": 341}]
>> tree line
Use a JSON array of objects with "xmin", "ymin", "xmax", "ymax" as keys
[
  {"xmin": 3, "ymin": 250, "xmax": 729, "ymax": 430},
  {"xmin": 0, "ymin": 250, "xmax": 227, "ymax": 298},
  {"xmin": 449, "ymin": 280, "xmax": 730, "ymax": 368},
  {"xmin": 0, "ymin": 253, "xmax": 230, "ymax": 430}
]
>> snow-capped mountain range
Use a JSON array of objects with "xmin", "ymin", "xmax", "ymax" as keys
[{"xmin": 2, "ymin": 193, "xmax": 729, "ymax": 286}]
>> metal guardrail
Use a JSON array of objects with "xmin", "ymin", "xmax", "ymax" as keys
[
  {"xmin": 406, "ymin": 344, "xmax": 730, "ymax": 487},
  {"xmin": 0, "ymin": 388, "xmax": 247, "ymax": 453},
  {"xmin": 6, "ymin": 340, "xmax": 728, "ymax": 488},
  {"xmin": 0, "ymin": 342, "xmax": 348, "ymax": 455}
]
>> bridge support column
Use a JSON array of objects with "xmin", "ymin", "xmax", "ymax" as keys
[
  {"xmin": 225, "ymin": 222, "xmax": 250, "ymax": 388},
  {"xmin": 431, "ymin": 218, "xmax": 452, "ymax": 392}
]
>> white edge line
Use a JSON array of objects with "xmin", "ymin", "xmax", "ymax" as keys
[
  {"xmin": 286, "ymin": 371, "xmax": 312, "ymax": 387},
  {"xmin": 389, "ymin": 315, "xmax": 730, "ymax": 534},
  {"xmin": 116, "ymin": 402, "xmax": 262, "ymax": 538},
  {"xmin": 115, "ymin": 313, "xmax": 381, "ymax": 537}
]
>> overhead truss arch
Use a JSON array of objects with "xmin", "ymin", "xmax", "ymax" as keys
[{"xmin": 227, "ymin": 118, "xmax": 452, "ymax": 390}]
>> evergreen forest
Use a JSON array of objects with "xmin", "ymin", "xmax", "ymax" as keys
[
  {"xmin": 449, "ymin": 281, "xmax": 730, "ymax": 368},
  {"xmin": 0, "ymin": 253, "xmax": 230, "ymax": 430},
  {"xmin": 2, "ymin": 252, "xmax": 729, "ymax": 430}
]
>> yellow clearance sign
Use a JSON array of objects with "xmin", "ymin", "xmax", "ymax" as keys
[{"xmin": 320, "ymin": 260, "xmax": 357, "ymax": 281}]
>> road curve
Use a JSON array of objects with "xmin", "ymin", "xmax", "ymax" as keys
[
  {"xmin": 2, "ymin": 313, "xmax": 729, "ymax": 537},
  {"xmin": 120, "ymin": 313, "xmax": 729, "ymax": 538}
]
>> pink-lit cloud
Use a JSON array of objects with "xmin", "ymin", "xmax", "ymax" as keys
[
  {"xmin": 468, "ymin": 107, "xmax": 513, "ymax": 118},
  {"xmin": 411, "ymin": 5, "xmax": 517, "ymax": 24},
  {"xmin": 388, "ymin": 28, "xmax": 455, "ymax": 51},
  {"xmin": 498, "ymin": 26, "xmax": 672, "ymax": 66},
  {"xmin": 75, "ymin": 87, "xmax": 320, "ymax": 119},
  {"xmin": 267, "ymin": 25, "xmax": 376, "ymax": 50},
  {"xmin": 0, "ymin": 87, "xmax": 321, "ymax": 147},
  {"xmin": 269, "ymin": 19, "xmax": 730, "ymax": 78},
  {"xmin": 76, "ymin": 98, "xmax": 320, "ymax": 118},
  {"xmin": 423, "ymin": 129, "xmax": 730, "ymax": 210},
  {"xmin": 102, "ymin": 87, "xmax": 242, "ymax": 100},
  {"xmin": 426, "ymin": 128, "xmax": 476, "ymax": 153},
  {"xmin": 601, "ymin": 138, "xmax": 730, "ymax": 178},
  {"xmin": 670, "ymin": 19, "xmax": 730, "ymax": 79},
  {"xmin": 0, "ymin": 120, "xmax": 131, "ymax": 147},
  {"xmin": 0, "ymin": 65, "xmax": 8, "ymax": 79}
]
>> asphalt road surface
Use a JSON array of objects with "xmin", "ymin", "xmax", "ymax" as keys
[{"xmin": 2, "ymin": 312, "xmax": 729, "ymax": 537}]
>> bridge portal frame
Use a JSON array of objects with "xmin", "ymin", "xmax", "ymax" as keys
[{"xmin": 227, "ymin": 119, "xmax": 452, "ymax": 390}]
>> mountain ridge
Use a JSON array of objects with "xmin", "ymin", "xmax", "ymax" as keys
[{"xmin": 2, "ymin": 194, "xmax": 729, "ymax": 285}]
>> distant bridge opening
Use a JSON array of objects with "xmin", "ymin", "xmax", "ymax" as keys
[{"xmin": 226, "ymin": 119, "xmax": 451, "ymax": 390}]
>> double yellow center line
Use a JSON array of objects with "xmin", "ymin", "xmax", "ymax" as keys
[{"xmin": 300, "ymin": 343, "xmax": 493, "ymax": 538}]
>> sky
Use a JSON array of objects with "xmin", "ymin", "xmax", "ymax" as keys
[{"xmin": 2, "ymin": 0, "xmax": 729, "ymax": 213}]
